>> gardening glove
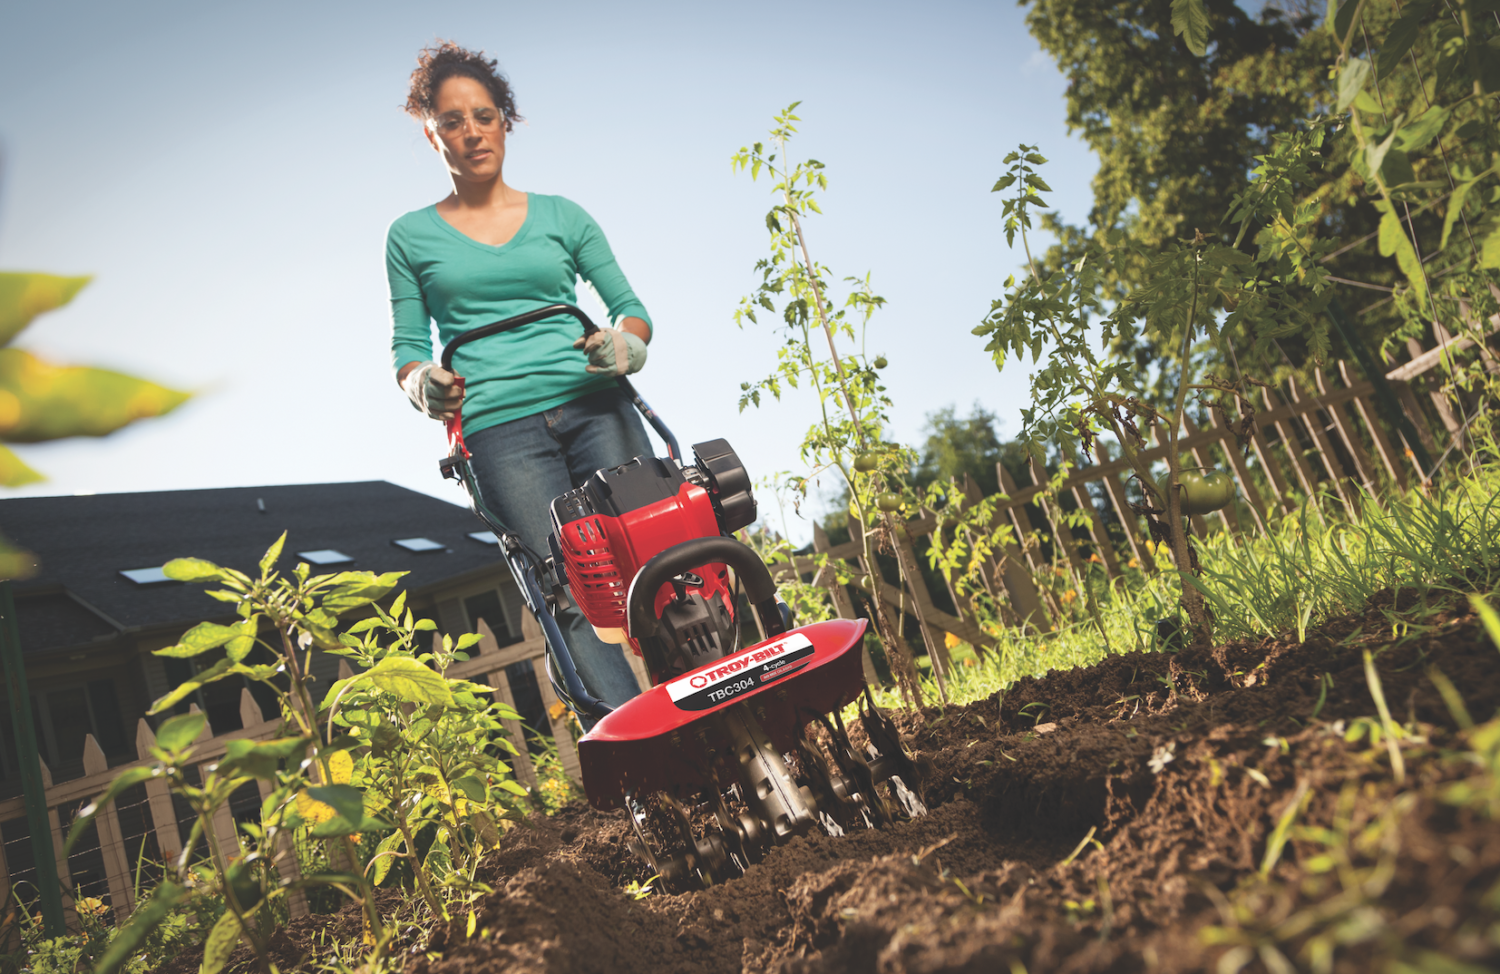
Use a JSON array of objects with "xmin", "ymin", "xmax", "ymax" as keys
[
  {"xmin": 401, "ymin": 362, "xmax": 464, "ymax": 420},
  {"xmin": 573, "ymin": 327, "xmax": 647, "ymax": 376}
]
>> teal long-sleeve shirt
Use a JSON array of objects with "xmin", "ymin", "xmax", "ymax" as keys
[{"xmin": 386, "ymin": 193, "xmax": 652, "ymax": 433}]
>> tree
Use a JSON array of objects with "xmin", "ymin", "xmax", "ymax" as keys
[{"xmin": 1022, "ymin": 0, "xmax": 1498, "ymax": 392}]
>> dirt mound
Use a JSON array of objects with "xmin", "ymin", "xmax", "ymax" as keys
[
  {"xmin": 399, "ymin": 591, "xmax": 1499, "ymax": 973},
  {"xmin": 178, "ymin": 591, "xmax": 1500, "ymax": 973}
]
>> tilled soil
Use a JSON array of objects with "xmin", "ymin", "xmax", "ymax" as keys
[{"xmin": 209, "ymin": 590, "xmax": 1500, "ymax": 973}]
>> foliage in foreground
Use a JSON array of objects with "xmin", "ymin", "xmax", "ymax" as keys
[
  {"xmin": 0, "ymin": 272, "xmax": 190, "ymax": 577},
  {"xmin": 63, "ymin": 534, "xmax": 530, "ymax": 974}
]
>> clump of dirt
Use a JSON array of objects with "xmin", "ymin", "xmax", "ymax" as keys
[{"xmin": 191, "ymin": 591, "xmax": 1500, "ymax": 973}]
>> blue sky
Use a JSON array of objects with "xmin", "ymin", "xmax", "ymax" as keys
[{"xmin": 0, "ymin": 0, "xmax": 1096, "ymax": 540}]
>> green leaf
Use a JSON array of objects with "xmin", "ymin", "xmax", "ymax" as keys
[
  {"xmin": 1338, "ymin": 59, "xmax": 1372, "ymax": 111},
  {"xmin": 498, "ymin": 779, "xmax": 530, "ymax": 797},
  {"xmin": 306, "ymin": 783, "xmax": 365, "ymax": 823},
  {"xmin": 1394, "ymin": 106, "xmax": 1449, "ymax": 153},
  {"xmin": 1170, "ymin": 0, "xmax": 1210, "ymax": 56},
  {"xmin": 163, "ymin": 557, "xmax": 223, "ymax": 582},
  {"xmin": 155, "ymin": 621, "xmax": 241, "ymax": 658},
  {"xmin": 0, "ymin": 445, "xmax": 43, "ymax": 489},
  {"xmin": 221, "ymin": 736, "xmax": 308, "ymax": 779},
  {"xmin": 1439, "ymin": 178, "xmax": 1475, "ymax": 253},
  {"xmin": 66, "ymin": 766, "xmax": 157, "ymax": 852},
  {"xmin": 1365, "ymin": 127, "xmax": 1398, "ymax": 183},
  {"xmin": 1479, "ymin": 224, "xmax": 1500, "ymax": 271},
  {"xmin": 91, "ymin": 879, "xmax": 186, "ymax": 974},
  {"xmin": 1380, "ymin": 148, "xmax": 1415, "ymax": 188},
  {"xmin": 0, "ymin": 272, "xmax": 91, "ymax": 346},
  {"xmin": 0, "ymin": 349, "xmax": 189, "ymax": 442},
  {"xmin": 309, "ymin": 812, "xmax": 391, "ymax": 839},
  {"xmin": 156, "ymin": 711, "xmax": 208, "ymax": 751},
  {"xmin": 371, "ymin": 830, "xmax": 405, "ymax": 886},
  {"xmin": 201, "ymin": 907, "xmax": 242, "ymax": 974},
  {"xmin": 149, "ymin": 658, "xmax": 234, "ymax": 714},
  {"xmin": 259, "ymin": 531, "xmax": 286, "ymax": 576},
  {"xmin": 1378, "ymin": 208, "xmax": 1427, "ymax": 301},
  {"xmin": 1332, "ymin": 0, "xmax": 1359, "ymax": 41},
  {"xmin": 451, "ymin": 775, "xmax": 487, "ymax": 801},
  {"xmin": 362, "ymin": 655, "xmax": 453, "ymax": 706},
  {"xmin": 1377, "ymin": 0, "xmax": 1433, "ymax": 76}
]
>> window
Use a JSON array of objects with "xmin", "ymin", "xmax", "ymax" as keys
[
  {"xmin": 120, "ymin": 567, "xmax": 174, "ymax": 584},
  {"xmin": 464, "ymin": 590, "xmax": 519, "ymax": 645},
  {"xmin": 393, "ymin": 537, "xmax": 445, "ymax": 553},
  {"xmin": 467, "ymin": 531, "xmax": 499, "ymax": 545},
  {"xmin": 296, "ymin": 549, "xmax": 352, "ymax": 566}
]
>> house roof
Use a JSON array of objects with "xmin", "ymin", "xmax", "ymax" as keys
[{"xmin": 2, "ymin": 481, "xmax": 508, "ymax": 653}]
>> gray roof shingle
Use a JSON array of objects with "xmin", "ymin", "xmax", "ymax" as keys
[{"xmin": 2, "ymin": 481, "xmax": 505, "ymax": 651}]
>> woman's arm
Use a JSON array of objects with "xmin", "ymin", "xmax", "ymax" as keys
[{"xmin": 619, "ymin": 316, "xmax": 651, "ymax": 344}]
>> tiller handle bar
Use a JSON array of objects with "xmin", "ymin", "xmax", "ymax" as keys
[
  {"xmin": 440, "ymin": 303, "xmax": 679, "ymax": 461},
  {"xmin": 437, "ymin": 303, "xmax": 680, "ymax": 721}
]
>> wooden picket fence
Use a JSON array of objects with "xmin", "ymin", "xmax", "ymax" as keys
[
  {"xmin": 0, "ymin": 611, "xmax": 619, "ymax": 931},
  {"xmin": 770, "ymin": 323, "xmax": 1499, "ymax": 665}
]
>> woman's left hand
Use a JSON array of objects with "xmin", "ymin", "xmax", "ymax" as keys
[{"xmin": 574, "ymin": 326, "xmax": 648, "ymax": 376}]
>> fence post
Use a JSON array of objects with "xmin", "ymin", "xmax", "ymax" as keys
[
  {"xmin": 1092, "ymin": 443, "xmax": 1155, "ymax": 565},
  {"xmin": 135, "ymin": 719, "xmax": 184, "ymax": 870},
  {"xmin": 1314, "ymin": 366, "xmax": 1382, "ymax": 497},
  {"xmin": 1260, "ymin": 386, "xmax": 1325, "ymax": 511},
  {"xmin": 1338, "ymin": 361, "xmax": 1409, "ymax": 490},
  {"xmin": 1286, "ymin": 376, "xmax": 1358, "ymax": 515},
  {"xmin": 1406, "ymin": 337, "xmax": 1463, "ymax": 443},
  {"xmin": 81, "ymin": 735, "xmax": 134, "ymax": 918},
  {"xmin": 518, "ymin": 611, "xmax": 582, "ymax": 783},
  {"xmin": 812, "ymin": 523, "xmax": 880, "ymax": 686},
  {"xmin": 38, "ymin": 760, "xmax": 78, "ymax": 931}
]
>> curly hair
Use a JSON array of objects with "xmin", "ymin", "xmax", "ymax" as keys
[{"xmin": 404, "ymin": 41, "xmax": 521, "ymax": 132}]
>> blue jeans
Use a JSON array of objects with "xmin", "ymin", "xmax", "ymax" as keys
[{"xmin": 466, "ymin": 386, "xmax": 653, "ymax": 713}]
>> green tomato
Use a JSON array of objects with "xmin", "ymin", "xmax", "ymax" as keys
[
  {"xmin": 876, "ymin": 492, "xmax": 902, "ymax": 513},
  {"xmin": 1157, "ymin": 469, "xmax": 1236, "ymax": 515},
  {"xmin": 853, "ymin": 452, "xmax": 879, "ymax": 473},
  {"xmin": 873, "ymin": 355, "xmax": 888, "ymax": 369}
]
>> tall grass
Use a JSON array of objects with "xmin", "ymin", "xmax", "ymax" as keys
[{"xmin": 872, "ymin": 460, "xmax": 1500, "ymax": 711}]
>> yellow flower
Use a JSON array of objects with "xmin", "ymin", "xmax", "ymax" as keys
[
  {"xmin": 1128, "ymin": 558, "xmax": 1140, "ymax": 569},
  {"xmin": 76, "ymin": 897, "xmax": 108, "ymax": 918},
  {"xmin": 1088, "ymin": 553, "xmax": 1103, "ymax": 565},
  {"xmin": 548, "ymin": 700, "xmax": 568, "ymax": 722},
  {"xmin": 943, "ymin": 631, "xmax": 961, "ymax": 649},
  {"xmin": 1061, "ymin": 590, "xmax": 1078, "ymax": 605}
]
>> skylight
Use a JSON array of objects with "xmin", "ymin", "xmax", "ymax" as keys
[
  {"xmin": 120, "ymin": 567, "xmax": 174, "ymax": 585},
  {"xmin": 393, "ymin": 537, "xmax": 445, "ymax": 553},
  {"xmin": 467, "ymin": 531, "xmax": 499, "ymax": 545},
  {"xmin": 297, "ymin": 549, "xmax": 353, "ymax": 566}
]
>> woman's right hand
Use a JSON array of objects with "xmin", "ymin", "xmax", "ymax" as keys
[{"xmin": 401, "ymin": 361, "xmax": 465, "ymax": 420}]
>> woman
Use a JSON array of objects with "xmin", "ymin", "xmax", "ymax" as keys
[{"xmin": 387, "ymin": 42, "xmax": 651, "ymax": 711}]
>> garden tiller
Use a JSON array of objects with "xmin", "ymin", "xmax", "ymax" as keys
[{"xmin": 438, "ymin": 304, "xmax": 925, "ymax": 888}]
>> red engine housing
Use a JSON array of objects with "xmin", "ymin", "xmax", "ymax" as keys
[{"xmin": 549, "ymin": 452, "xmax": 749, "ymax": 670}]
